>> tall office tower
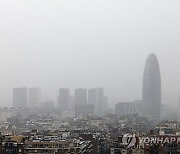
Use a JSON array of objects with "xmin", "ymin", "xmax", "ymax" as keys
[
  {"xmin": 75, "ymin": 88, "xmax": 87, "ymax": 105},
  {"xmin": 13, "ymin": 87, "xmax": 27, "ymax": 108},
  {"xmin": 29, "ymin": 88, "xmax": 41, "ymax": 108},
  {"xmin": 88, "ymin": 88, "xmax": 104, "ymax": 116},
  {"xmin": 59, "ymin": 88, "xmax": 70, "ymax": 113},
  {"xmin": 142, "ymin": 53, "xmax": 161, "ymax": 123}
]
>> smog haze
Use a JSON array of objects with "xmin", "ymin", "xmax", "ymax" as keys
[{"xmin": 0, "ymin": 0, "xmax": 180, "ymax": 107}]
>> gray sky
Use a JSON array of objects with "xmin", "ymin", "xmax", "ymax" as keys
[{"xmin": 0, "ymin": 0, "xmax": 180, "ymax": 106}]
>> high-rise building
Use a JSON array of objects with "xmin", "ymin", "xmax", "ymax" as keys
[
  {"xmin": 13, "ymin": 87, "xmax": 27, "ymax": 108},
  {"xmin": 75, "ymin": 88, "xmax": 87, "ymax": 105},
  {"xmin": 142, "ymin": 53, "xmax": 161, "ymax": 123},
  {"xmin": 88, "ymin": 88, "xmax": 104, "ymax": 116},
  {"xmin": 59, "ymin": 88, "xmax": 70, "ymax": 113},
  {"xmin": 29, "ymin": 88, "xmax": 41, "ymax": 108}
]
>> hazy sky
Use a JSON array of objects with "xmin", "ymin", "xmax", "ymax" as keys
[{"xmin": 0, "ymin": 0, "xmax": 180, "ymax": 107}]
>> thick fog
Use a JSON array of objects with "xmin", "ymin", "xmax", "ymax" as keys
[{"xmin": 0, "ymin": 0, "xmax": 180, "ymax": 107}]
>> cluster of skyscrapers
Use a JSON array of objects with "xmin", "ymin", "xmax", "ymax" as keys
[
  {"xmin": 58, "ymin": 88, "xmax": 107, "ymax": 116},
  {"xmin": 13, "ymin": 87, "xmax": 107, "ymax": 117}
]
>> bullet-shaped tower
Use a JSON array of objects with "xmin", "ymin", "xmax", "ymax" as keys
[{"xmin": 142, "ymin": 53, "xmax": 161, "ymax": 123}]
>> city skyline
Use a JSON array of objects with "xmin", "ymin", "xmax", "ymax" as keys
[
  {"xmin": 0, "ymin": 1, "xmax": 180, "ymax": 107},
  {"xmin": 8, "ymin": 51, "xmax": 177, "ymax": 120},
  {"xmin": 0, "ymin": 1, "xmax": 179, "ymax": 153}
]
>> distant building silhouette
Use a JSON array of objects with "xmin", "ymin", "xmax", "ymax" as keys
[
  {"xmin": 88, "ymin": 88, "xmax": 105, "ymax": 116},
  {"xmin": 59, "ymin": 88, "xmax": 70, "ymax": 114},
  {"xmin": 142, "ymin": 53, "xmax": 161, "ymax": 123},
  {"xmin": 13, "ymin": 87, "xmax": 27, "ymax": 108},
  {"xmin": 29, "ymin": 88, "xmax": 41, "ymax": 108}
]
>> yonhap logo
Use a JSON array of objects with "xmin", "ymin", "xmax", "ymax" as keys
[
  {"xmin": 122, "ymin": 133, "xmax": 136, "ymax": 148},
  {"xmin": 122, "ymin": 134, "xmax": 180, "ymax": 149}
]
